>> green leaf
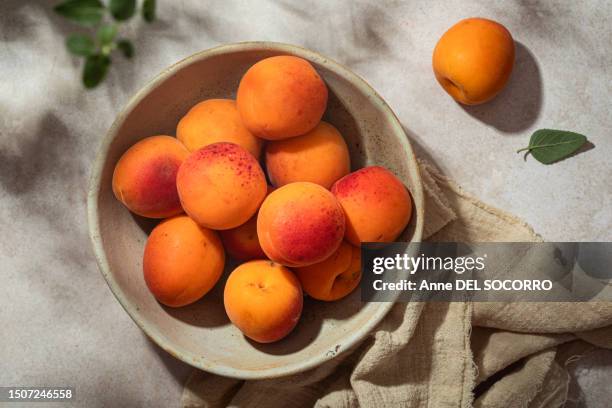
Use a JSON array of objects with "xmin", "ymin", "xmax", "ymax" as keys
[
  {"xmin": 97, "ymin": 24, "xmax": 118, "ymax": 46},
  {"xmin": 117, "ymin": 39, "xmax": 134, "ymax": 58},
  {"xmin": 142, "ymin": 0, "xmax": 156, "ymax": 22},
  {"xmin": 109, "ymin": 0, "xmax": 136, "ymax": 21},
  {"xmin": 83, "ymin": 54, "xmax": 111, "ymax": 88},
  {"xmin": 66, "ymin": 34, "xmax": 95, "ymax": 56},
  {"xmin": 517, "ymin": 129, "xmax": 588, "ymax": 164},
  {"xmin": 54, "ymin": 0, "xmax": 104, "ymax": 27}
]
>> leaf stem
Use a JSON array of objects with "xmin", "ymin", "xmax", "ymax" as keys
[{"xmin": 516, "ymin": 140, "xmax": 580, "ymax": 154}]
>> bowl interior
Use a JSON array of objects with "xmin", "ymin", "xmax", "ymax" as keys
[{"xmin": 90, "ymin": 43, "xmax": 424, "ymax": 379}]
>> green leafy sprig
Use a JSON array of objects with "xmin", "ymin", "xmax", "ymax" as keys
[
  {"xmin": 517, "ymin": 129, "xmax": 589, "ymax": 164},
  {"xmin": 54, "ymin": 0, "xmax": 156, "ymax": 88}
]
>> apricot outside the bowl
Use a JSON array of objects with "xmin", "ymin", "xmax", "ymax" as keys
[
  {"xmin": 332, "ymin": 166, "xmax": 412, "ymax": 245},
  {"xmin": 257, "ymin": 182, "xmax": 345, "ymax": 267},
  {"xmin": 143, "ymin": 215, "xmax": 225, "ymax": 307},
  {"xmin": 265, "ymin": 121, "xmax": 351, "ymax": 189},
  {"xmin": 224, "ymin": 260, "xmax": 303, "ymax": 343},
  {"xmin": 112, "ymin": 135, "xmax": 189, "ymax": 218},
  {"xmin": 177, "ymin": 99, "xmax": 262, "ymax": 158},
  {"xmin": 177, "ymin": 142, "xmax": 267, "ymax": 230},
  {"xmin": 236, "ymin": 55, "xmax": 328, "ymax": 140},
  {"xmin": 295, "ymin": 241, "xmax": 361, "ymax": 301},
  {"xmin": 433, "ymin": 17, "xmax": 515, "ymax": 105}
]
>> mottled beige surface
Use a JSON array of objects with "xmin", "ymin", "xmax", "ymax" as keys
[{"xmin": 1, "ymin": 0, "xmax": 610, "ymax": 407}]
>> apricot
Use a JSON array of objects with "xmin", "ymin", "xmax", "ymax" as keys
[
  {"xmin": 433, "ymin": 18, "xmax": 515, "ymax": 105},
  {"xmin": 112, "ymin": 135, "xmax": 189, "ymax": 218},
  {"xmin": 257, "ymin": 182, "xmax": 345, "ymax": 267},
  {"xmin": 220, "ymin": 216, "xmax": 264, "ymax": 261},
  {"xmin": 220, "ymin": 186, "xmax": 274, "ymax": 261},
  {"xmin": 331, "ymin": 166, "xmax": 412, "ymax": 245},
  {"xmin": 177, "ymin": 99, "xmax": 262, "ymax": 158},
  {"xmin": 177, "ymin": 142, "xmax": 267, "ymax": 230},
  {"xmin": 143, "ymin": 215, "xmax": 225, "ymax": 307},
  {"xmin": 224, "ymin": 260, "xmax": 303, "ymax": 343},
  {"xmin": 236, "ymin": 56, "xmax": 328, "ymax": 140},
  {"xmin": 295, "ymin": 242, "xmax": 361, "ymax": 301},
  {"xmin": 265, "ymin": 121, "xmax": 350, "ymax": 189}
]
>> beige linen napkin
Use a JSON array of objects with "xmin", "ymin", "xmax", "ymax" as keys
[{"xmin": 181, "ymin": 160, "xmax": 612, "ymax": 408}]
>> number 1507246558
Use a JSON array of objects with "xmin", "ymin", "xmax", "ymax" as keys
[{"xmin": 1, "ymin": 387, "xmax": 74, "ymax": 402}]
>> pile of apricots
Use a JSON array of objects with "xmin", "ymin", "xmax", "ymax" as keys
[{"xmin": 112, "ymin": 55, "xmax": 413, "ymax": 343}]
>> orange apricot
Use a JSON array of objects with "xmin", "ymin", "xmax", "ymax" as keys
[
  {"xmin": 433, "ymin": 18, "xmax": 515, "ymax": 105},
  {"xmin": 224, "ymin": 260, "xmax": 303, "ymax": 343},
  {"xmin": 257, "ymin": 182, "xmax": 345, "ymax": 267},
  {"xmin": 177, "ymin": 99, "xmax": 262, "ymax": 158},
  {"xmin": 265, "ymin": 121, "xmax": 350, "ymax": 189},
  {"xmin": 143, "ymin": 215, "xmax": 225, "ymax": 307},
  {"xmin": 220, "ymin": 215, "xmax": 265, "ymax": 261},
  {"xmin": 236, "ymin": 55, "xmax": 328, "ymax": 140},
  {"xmin": 112, "ymin": 135, "xmax": 189, "ymax": 218},
  {"xmin": 177, "ymin": 142, "xmax": 267, "ymax": 230},
  {"xmin": 295, "ymin": 242, "xmax": 361, "ymax": 301},
  {"xmin": 219, "ymin": 186, "xmax": 274, "ymax": 261},
  {"xmin": 331, "ymin": 166, "xmax": 412, "ymax": 245}
]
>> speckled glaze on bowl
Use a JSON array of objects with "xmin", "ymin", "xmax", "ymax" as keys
[{"xmin": 88, "ymin": 42, "xmax": 424, "ymax": 380}]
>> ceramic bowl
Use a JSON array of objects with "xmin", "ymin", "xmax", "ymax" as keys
[{"xmin": 88, "ymin": 42, "xmax": 424, "ymax": 379}]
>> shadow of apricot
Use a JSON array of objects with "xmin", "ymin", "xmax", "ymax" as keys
[
  {"xmin": 461, "ymin": 42, "xmax": 542, "ymax": 134},
  {"xmin": 161, "ymin": 287, "xmax": 231, "ymax": 329},
  {"xmin": 130, "ymin": 212, "xmax": 160, "ymax": 235},
  {"xmin": 161, "ymin": 260, "xmax": 241, "ymax": 329},
  {"xmin": 246, "ymin": 316, "xmax": 322, "ymax": 356}
]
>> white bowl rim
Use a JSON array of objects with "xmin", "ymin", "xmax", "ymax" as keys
[{"xmin": 87, "ymin": 41, "xmax": 424, "ymax": 380}]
